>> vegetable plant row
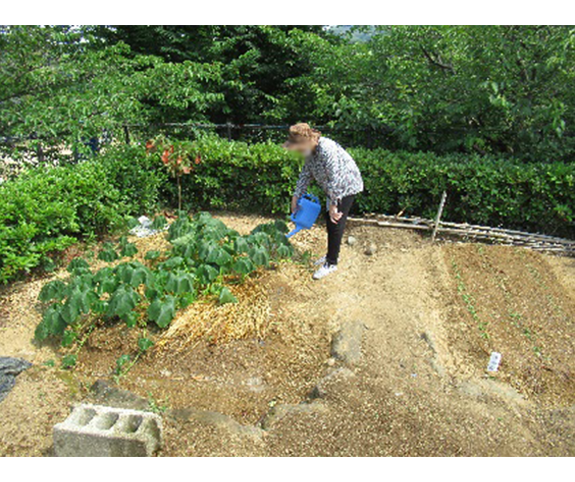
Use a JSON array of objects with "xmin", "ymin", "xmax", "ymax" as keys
[{"xmin": 35, "ymin": 213, "xmax": 293, "ymax": 352}]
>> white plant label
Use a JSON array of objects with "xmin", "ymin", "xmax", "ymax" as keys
[{"xmin": 487, "ymin": 352, "xmax": 502, "ymax": 372}]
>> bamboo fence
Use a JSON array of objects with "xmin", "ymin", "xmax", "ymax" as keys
[{"xmin": 347, "ymin": 213, "xmax": 575, "ymax": 257}]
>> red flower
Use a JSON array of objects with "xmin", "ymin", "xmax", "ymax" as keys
[
  {"xmin": 145, "ymin": 140, "xmax": 154, "ymax": 153},
  {"xmin": 161, "ymin": 149, "xmax": 170, "ymax": 165},
  {"xmin": 176, "ymin": 156, "xmax": 182, "ymax": 165},
  {"xmin": 182, "ymin": 165, "xmax": 192, "ymax": 174},
  {"xmin": 195, "ymin": 154, "xmax": 202, "ymax": 165}
]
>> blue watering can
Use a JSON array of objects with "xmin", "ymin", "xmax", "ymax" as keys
[{"xmin": 287, "ymin": 193, "xmax": 321, "ymax": 238}]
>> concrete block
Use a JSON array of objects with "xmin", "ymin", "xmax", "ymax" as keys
[{"xmin": 54, "ymin": 404, "xmax": 162, "ymax": 457}]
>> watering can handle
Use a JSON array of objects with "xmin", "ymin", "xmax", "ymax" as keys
[{"xmin": 302, "ymin": 193, "xmax": 320, "ymax": 204}]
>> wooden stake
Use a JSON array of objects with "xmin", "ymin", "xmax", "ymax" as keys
[{"xmin": 432, "ymin": 191, "xmax": 447, "ymax": 242}]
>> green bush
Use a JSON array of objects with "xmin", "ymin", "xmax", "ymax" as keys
[
  {"xmin": 97, "ymin": 144, "xmax": 167, "ymax": 214},
  {"xmin": 162, "ymin": 135, "xmax": 304, "ymax": 214},
  {"xmin": 351, "ymin": 148, "xmax": 575, "ymax": 237},
  {"xmin": 0, "ymin": 162, "xmax": 125, "ymax": 282}
]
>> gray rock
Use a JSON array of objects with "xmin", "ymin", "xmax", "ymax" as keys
[
  {"xmin": 169, "ymin": 407, "xmax": 264, "ymax": 439},
  {"xmin": 347, "ymin": 236, "xmax": 357, "ymax": 246},
  {"xmin": 331, "ymin": 321, "xmax": 366, "ymax": 365},
  {"xmin": 260, "ymin": 402, "xmax": 327, "ymax": 431},
  {"xmin": 90, "ymin": 379, "xmax": 149, "ymax": 411},
  {"xmin": 365, "ymin": 243, "xmax": 377, "ymax": 256},
  {"xmin": 0, "ymin": 357, "xmax": 32, "ymax": 403},
  {"xmin": 308, "ymin": 367, "xmax": 355, "ymax": 399}
]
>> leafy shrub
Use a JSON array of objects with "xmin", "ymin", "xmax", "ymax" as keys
[
  {"xmin": 97, "ymin": 144, "xmax": 167, "ymax": 214},
  {"xmin": 35, "ymin": 212, "xmax": 293, "ymax": 342},
  {"xmin": 162, "ymin": 135, "xmax": 304, "ymax": 214},
  {"xmin": 351, "ymin": 148, "xmax": 575, "ymax": 237},
  {"xmin": 0, "ymin": 162, "xmax": 126, "ymax": 282}
]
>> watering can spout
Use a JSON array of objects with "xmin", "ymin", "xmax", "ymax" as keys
[{"xmin": 286, "ymin": 226, "xmax": 302, "ymax": 238}]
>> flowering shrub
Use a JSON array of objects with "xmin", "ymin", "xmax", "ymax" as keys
[{"xmin": 146, "ymin": 136, "xmax": 202, "ymax": 211}]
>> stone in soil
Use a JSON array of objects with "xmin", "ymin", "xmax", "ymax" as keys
[
  {"xmin": 89, "ymin": 379, "xmax": 149, "ymax": 411},
  {"xmin": 308, "ymin": 367, "xmax": 356, "ymax": 399},
  {"xmin": 347, "ymin": 236, "xmax": 357, "ymax": 246},
  {"xmin": 260, "ymin": 402, "xmax": 327, "ymax": 431},
  {"xmin": 331, "ymin": 321, "xmax": 366, "ymax": 365},
  {"xmin": 365, "ymin": 243, "xmax": 377, "ymax": 255}
]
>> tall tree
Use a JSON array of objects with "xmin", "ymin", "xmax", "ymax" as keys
[{"xmin": 0, "ymin": 25, "xmax": 224, "ymax": 159}]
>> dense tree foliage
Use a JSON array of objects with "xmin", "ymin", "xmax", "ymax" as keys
[
  {"xmin": 303, "ymin": 26, "xmax": 575, "ymax": 160},
  {"xmin": 1, "ymin": 25, "xmax": 574, "ymax": 160}
]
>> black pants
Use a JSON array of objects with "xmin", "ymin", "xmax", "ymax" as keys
[{"xmin": 325, "ymin": 195, "xmax": 355, "ymax": 265}]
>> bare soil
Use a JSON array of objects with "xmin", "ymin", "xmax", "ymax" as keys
[{"xmin": 1, "ymin": 213, "xmax": 575, "ymax": 456}]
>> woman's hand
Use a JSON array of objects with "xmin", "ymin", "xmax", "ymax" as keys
[
  {"xmin": 291, "ymin": 195, "xmax": 299, "ymax": 214},
  {"xmin": 329, "ymin": 204, "xmax": 343, "ymax": 224}
]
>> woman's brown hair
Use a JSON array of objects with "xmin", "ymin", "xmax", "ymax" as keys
[{"xmin": 287, "ymin": 123, "xmax": 321, "ymax": 145}]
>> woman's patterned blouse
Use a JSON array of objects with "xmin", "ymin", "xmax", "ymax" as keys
[{"xmin": 294, "ymin": 136, "xmax": 364, "ymax": 208}]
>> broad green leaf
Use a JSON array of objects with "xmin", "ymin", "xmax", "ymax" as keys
[
  {"xmin": 129, "ymin": 265, "xmax": 151, "ymax": 287},
  {"xmin": 234, "ymin": 237, "xmax": 249, "ymax": 254},
  {"xmin": 177, "ymin": 291, "xmax": 196, "ymax": 309},
  {"xmin": 35, "ymin": 304, "xmax": 66, "ymax": 340},
  {"xmin": 165, "ymin": 272, "xmax": 195, "ymax": 294},
  {"xmin": 145, "ymin": 250, "xmax": 161, "ymax": 260},
  {"xmin": 67, "ymin": 258, "xmax": 90, "ymax": 275},
  {"xmin": 249, "ymin": 246, "xmax": 269, "ymax": 267},
  {"xmin": 196, "ymin": 264, "xmax": 218, "ymax": 284},
  {"xmin": 98, "ymin": 248, "xmax": 119, "ymax": 262},
  {"xmin": 39, "ymin": 280, "xmax": 66, "ymax": 302},
  {"xmin": 147, "ymin": 296, "xmax": 176, "ymax": 328},
  {"xmin": 160, "ymin": 256, "xmax": 185, "ymax": 270},
  {"xmin": 218, "ymin": 287, "xmax": 238, "ymax": 305},
  {"xmin": 116, "ymin": 354, "xmax": 131, "ymax": 373},
  {"xmin": 61, "ymin": 330, "xmax": 77, "ymax": 348},
  {"xmin": 107, "ymin": 286, "xmax": 140, "ymax": 318},
  {"xmin": 277, "ymin": 244, "xmax": 292, "ymax": 258},
  {"xmin": 120, "ymin": 242, "xmax": 138, "ymax": 258},
  {"xmin": 233, "ymin": 257, "xmax": 255, "ymax": 275}
]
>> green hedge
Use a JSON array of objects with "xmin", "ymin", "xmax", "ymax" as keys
[
  {"xmin": 97, "ymin": 144, "xmax": 167, "ymax": 214},
  {"xmin": 154, "ymin": 136, "xmax": 574, "ymax": 238},
  {"xmin": 2, "ymin": 136, "xmax": 573, "ymax": 283},
  {"xmin": 159, "ymin": 135, "xmax": 303, "ymax": 214},
  {"xmin": 0, "ymin": 163, "xmax": 123, "ymax": 282},
  {"xmin": 351, "ymin": 148, "xmax": 575, "ymax": 237}
]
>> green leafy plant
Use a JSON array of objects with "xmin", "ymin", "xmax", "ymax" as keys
[{"xmin": 35, "ymin": 213, "xmax": 294, "ymax": 374}]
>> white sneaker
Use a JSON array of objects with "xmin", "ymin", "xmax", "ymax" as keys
[
  {"xmin": 313, "ymin": 263, "xmax": 338, "ymax": 280},
  {"xmin": 314, "ymin": 256, "xmax": 326, "ymax": 266}
]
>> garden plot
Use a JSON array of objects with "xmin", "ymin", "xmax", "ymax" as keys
[
  {"xmin": 1, "ymin": 214, "xmax": 575, "ymax": 456},
  {"xmin": 443, "ymin": 244, "xmax": 575, "ymax": 407}
]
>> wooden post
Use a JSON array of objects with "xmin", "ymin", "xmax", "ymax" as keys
[
  {"xmin": 37, "ymin": 143, "xmax": 45, "ymax": 164},
  {"xmin": 431, "ymin": 191, "xmax": 447, "ymax": 242},
  {"xmin": 226, "ymin": 122, "xmax": 232, "ymax": 141},
  {"xmin": 123, "ymin": 125, "xmax": 130, "ymax": 145}
]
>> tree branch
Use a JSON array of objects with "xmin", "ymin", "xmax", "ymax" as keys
[{"xmin": 420, "ymin": 46, "xmax": 455, "ymax": 73}]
